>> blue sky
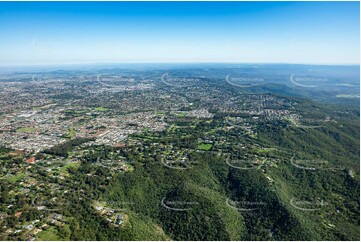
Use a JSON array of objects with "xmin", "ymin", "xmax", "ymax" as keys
[{"xmin": 0, "ymin": 1, "xmax": 359, "ymax": 65}]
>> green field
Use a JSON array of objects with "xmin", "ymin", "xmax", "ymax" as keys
[
  {"xmin": 67, "ymin": 127, "xmax": 76, "ymax": 139},
  {"xmin": 176, "ymin": 113, "xmax": 186, "ymax": 117},
  {"xmin": 8, "ymin": 172, "xmax": 26, "ymax": 183},
  {"xmin": 16, "ymin": 127, "xmax": 37, "ymax": 133},
  {"xmin": 254, "ymin": 147, "xmax": 277, "ymax": 154},
  {"xmin": 36, "ymin": 227, "xmax": 60, "ymax": 241},
  {"xmin": 95, "ymin": 107, "xmax": 109, "ymax": 111},
  {"xmin": 197, "ymin": 143, "xmax": 213, "ymax": 151},
  {"xmin": 59, "ymin": 162, "xmax": 81, "ymax": 173}
]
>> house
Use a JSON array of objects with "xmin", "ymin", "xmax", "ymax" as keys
[
  {"xmin": 27, "ymin": 157, "xmax": 36, "ymax": 163},
  {"xmin": 0, "ymin": 213, "xmax": 8, "ymax": 220},
  {"xmin": 115, "ymin": 214, "xmax": 123, "ymax": 225},
  {"xmin": 51, "ymin": 213, "xmax": 63, "ymax": 220},
  {"xmin": 32, "ymin": 220, "xmax": 40, "ymax": 224},
  {"xmin": 31, "ymin": 228, "xmax": 42, "ymax": 235},
  {"xmin": 24, "ymin": 224, "xmax": 33, "ymax": 230},
  {"xmin": 112, "ymin": 143, "xmax": 126, "ymax": 148}
]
